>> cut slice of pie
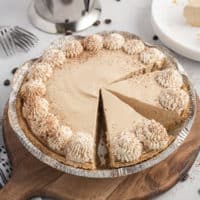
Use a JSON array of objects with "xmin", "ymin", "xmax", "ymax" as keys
[
  {"xmin": 101, "ymin": 89, "xmax": 173, "ymax": 168},
  {"xmin": 107, "ymin": 69, "xmax": 190, "ymax": 130}
]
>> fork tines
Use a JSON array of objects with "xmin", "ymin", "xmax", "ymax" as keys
[{"xmin": 0, "ymin": 26, "xmax": 38, "ymax": 56}]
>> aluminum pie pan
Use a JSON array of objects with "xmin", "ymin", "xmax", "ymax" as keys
[{"xmin": 8, "ymin": 32, "xmax": 197, "ymax": 178}]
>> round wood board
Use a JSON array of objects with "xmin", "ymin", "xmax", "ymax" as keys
[{"xmin": 0, "ymin": 101, "xmax": 200, "ymax": 200}]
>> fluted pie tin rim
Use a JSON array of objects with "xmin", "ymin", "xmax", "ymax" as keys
[{"xmin": 8, "ymin": 32, "xmax": 197, "ymax": 178}]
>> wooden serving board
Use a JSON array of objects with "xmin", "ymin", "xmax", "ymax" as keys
[{"xmin": 0, "ymin": 101, "xmax": 200, "ymax": 200}]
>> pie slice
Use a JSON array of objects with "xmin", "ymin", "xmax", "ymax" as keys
[
  {"xmin": 101, "ymin": 89, "xmax": 173, "ymax": 168},
  {"xmin": 107, "ymin": 68, "xmax": 190, "ymax": 130}
]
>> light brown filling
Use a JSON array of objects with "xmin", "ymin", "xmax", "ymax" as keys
[
  {"xmin": 101, "ymin": 89, "xmax": 144, "ymax": 136},
  {"xmin": 45, "ymin": 49, "xmax": 151, "ymax": 136},
  {"xmin": 107, "ymin": 72, "xmax": 183, "ymax": 129}
]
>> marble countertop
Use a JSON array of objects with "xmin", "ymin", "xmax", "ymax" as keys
[{"xmin": 0, "ymin": 0, "xmax": 199, "ymax": 199}]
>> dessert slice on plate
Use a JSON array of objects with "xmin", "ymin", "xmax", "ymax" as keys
[
  {"xmin": 107, "ymin": 69, "xmax": 190, "ymax": 130},
  {"xmin": 101, "ymin": 89, "xmax": 173, "ymax": 168},
  {"xmin": 184, "ymin": 0, "xmax": 200, "ymax": 27}
]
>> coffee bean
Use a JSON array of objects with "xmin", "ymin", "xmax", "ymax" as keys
[
  {"xmin": 65, "ymin": 19, "xmax": 69, "ymax": 24},
  {"xmin": 65, "ymin": 30, "xmax": 73, "ymax": 35},
  {"xmin": 81, "ymin": 10, "xmax": 86, "ymax": 16},
  {"xmin": 3, "ymin": 79, "xmax": 10, "ymax": 86},
  {"xmin": 198, "ymin": 189, "xmax": 200, "ymax": 195},
  {"xmin": 11, "ymin": 67, "xmax": 18, "ymax": 74},
  {"xmin": 180, "ymin": 173, "xmax": 189, "ymax": 182},
  {"xmin": 93, "ymin": 20, "xmax": 101, "ymax": 26},
  {"xmin": 104, "ymin": 19, "xmax": 112, "ymax": 24},
  {"xmin": 153, "ymin": 35, "xmax": 159, "ymax": 41}
]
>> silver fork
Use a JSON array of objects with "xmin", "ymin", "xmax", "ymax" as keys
[{"xmin": 0, "ymin": 26, "xmax": 38, "ymax": 56}]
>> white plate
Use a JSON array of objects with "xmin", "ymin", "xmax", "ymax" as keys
[{"xmin": 151, "ymin": 0, "xmax": 200, "ymax": 61}]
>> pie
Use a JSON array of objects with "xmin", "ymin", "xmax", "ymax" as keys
[{"xmin": 15, "ymin": 32, "xmax": 190, "ymax": 170}]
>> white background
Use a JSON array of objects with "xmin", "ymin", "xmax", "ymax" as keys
[{"xmin": 0, "ymin": 0, "xmax": 199, "ymax": 199}]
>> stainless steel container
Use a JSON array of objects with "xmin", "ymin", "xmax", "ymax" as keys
[{"xmin": 29, "ymin": 0, "xmax": 101, "ymax": 33}]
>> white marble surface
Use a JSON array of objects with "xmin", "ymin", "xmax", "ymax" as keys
[{"xmin": 0, "ymin": 0, "xmax": 199, "ymax": 199}]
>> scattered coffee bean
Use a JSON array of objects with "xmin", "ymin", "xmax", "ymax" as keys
[
  {"xmin": 104, "ymin": 19, "xmax": 112, "ymax": 24},
  {"xmin": 180, "ymin": 173, "xmax": 189, "ymax": 182},
  {"xmin": 65, "ymin": 30, "xmax": 73, "ymax": 35},
  {"xmin": 116, "ymin": 0, "xmax": 121, "ymax": 1},
  {"xmin": 3, "ymin": 79, "xmax": 10, "ymax": 86},
  {"xmin": 11, "ymin": 67, "xmax": 18, "ymax": 74},
  {"xmin": 198, "ymin": 189, "xmax": 200, "ymax": 195},
  {"xmin": 81, "ymin": 10, "xmax": 86, "ymax": 16},
  {"xmin": 65, "ymin": 19, "xmax": 69, "ymax": 24},
  {"xmin": 93, "ymin": 20, "xmax": 101, "ymax": 26},
  {"xmin": 153, "ymin": 35, "xmax": 159, "ymax": 41}
]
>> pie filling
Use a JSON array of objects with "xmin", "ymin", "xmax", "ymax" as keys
[{"xmin": 16, "ymin": 32, "xmax": 190, "ymax": 170}]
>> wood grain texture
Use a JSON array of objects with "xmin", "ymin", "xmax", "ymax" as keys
[{"xmin": 0, "ymin": 101, "xmax": 199, "ymax": 200}]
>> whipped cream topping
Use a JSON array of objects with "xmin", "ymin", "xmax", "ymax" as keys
[
  {"xmin": 64, "ymin": 39, "xmax": 83, "ymax": 58},
  {"xmin": 104, "ymin": 33, "xmax": 125, "ymax": 50},
  {"xmin": 159, "ymin": 89, "xmax": 189, "ymax": 115},
  {"xmin": 27, "ymin": 62, "xmax": 53, "ymax": 82},
  {"xmin": 20, "ymin": 79, "xmax": 46, "ymax": 100},
  {"xmin": 22, "ymin": 96, "xmax": 49, "ymax": 121},
  {"xmin": 82, "ymin": 34, "xmax": 103, "ymax": 51},
  {"xmin": 59, "ymin": 125, "xmax": 73, "ymax": 140},
  {"xmin": 135, "ymin": 119, "xmax": 169, "ymax": 150},
  {"xmin": 48, "ymin": 36, "xmax": 74, "ymax": 50},
  {"xmin": 65, "ymin": 132, "xmax": 94, "ymax": 163},
  {"xmin": 33, "ymin": 113, "xmax": 60, "ymax": 139},
  {"xmin": 123, "ymin": 39, "xmax": 145, "ymax": 55},
  {"xmin": 42, "ymin": 49, "xmax": 66, "ymax": 69},
  {"xmin": 155, "ymin": 68, "xmax": 183, "ymax": 89},
  {"xmin": 111, "ymin": 131, "xmax": 143, "ymax": 162},
  {"xmin": 47, "ymin": 125, "xmax": 73, "ymax": 154},
  {"xmin": 140, "ymin": 48, "xmax": 166, "ymax": 68}
]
